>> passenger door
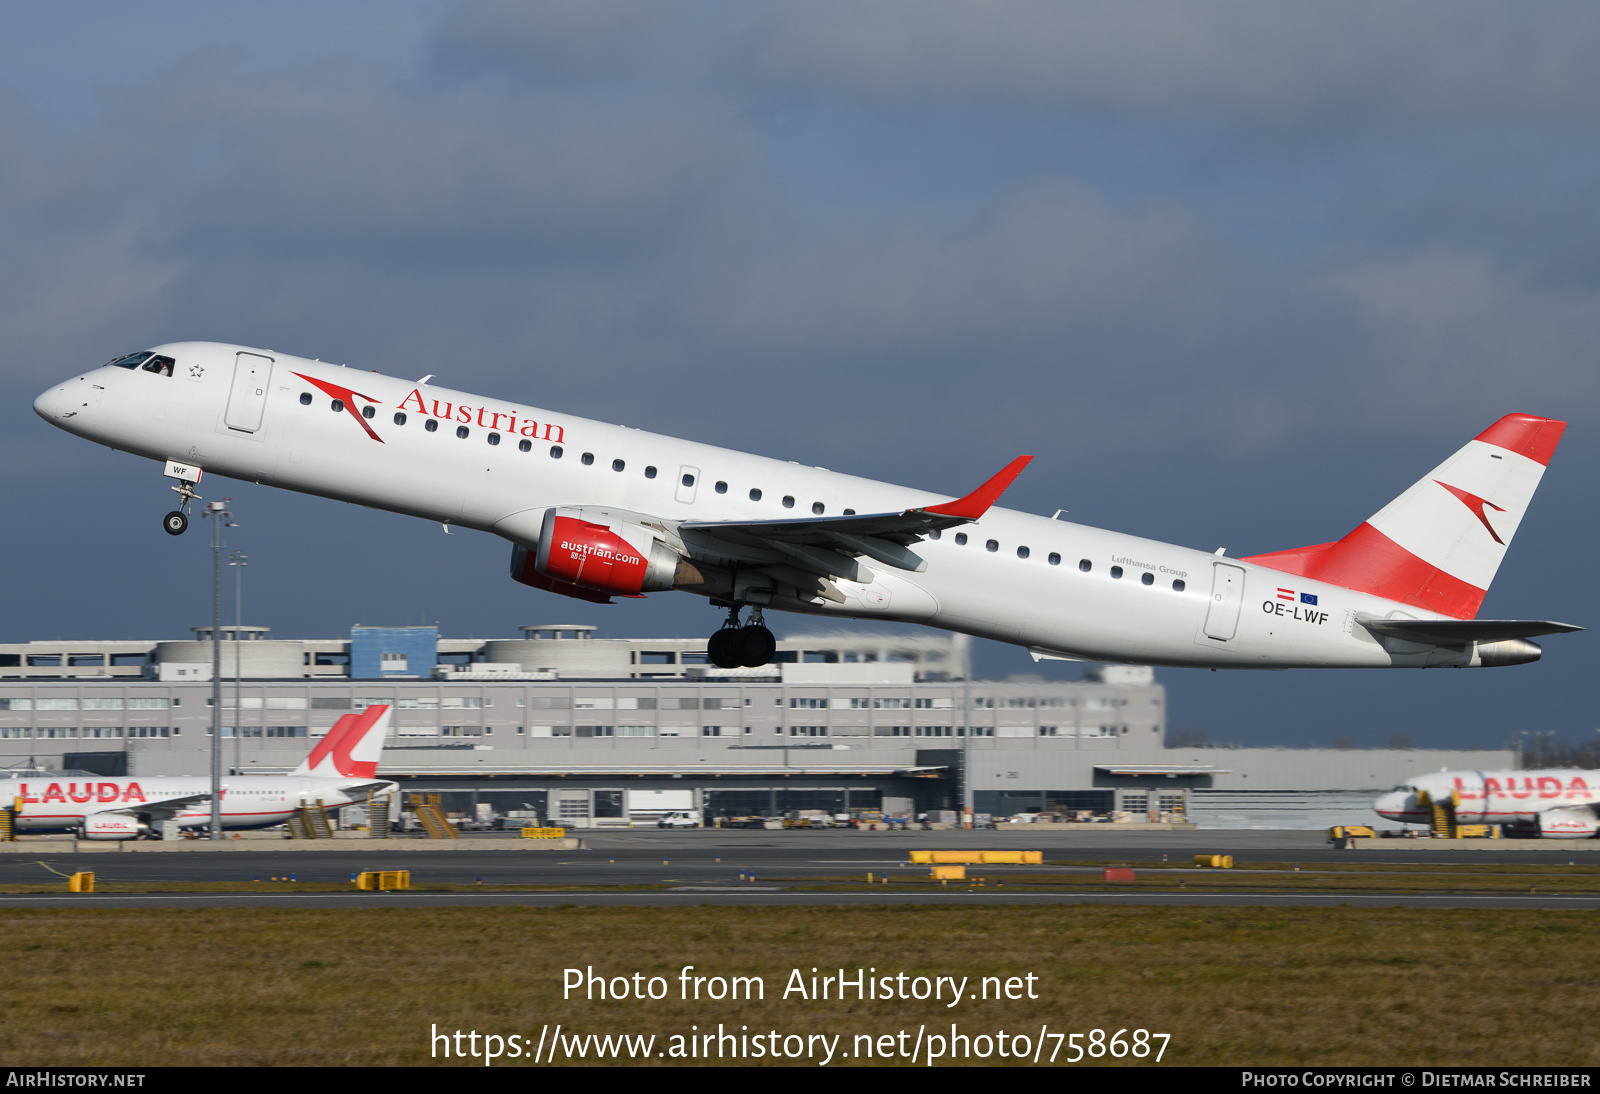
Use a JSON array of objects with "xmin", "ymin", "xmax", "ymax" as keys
[{"xmin": 225, "ymin": 352, "xmax": 274, "ymax": 433}]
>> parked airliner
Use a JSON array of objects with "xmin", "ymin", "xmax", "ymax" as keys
[
  {"xmin": 34, "ymin": 343, "xmax": 1579, "ymax": 670},
  {"xmin": 0, "ymin": 704, "xmax": 394, "ymax": 838},
  {"xmin": 1376, "ymin": 769, "xmax": 1600, "ymax": 838}
]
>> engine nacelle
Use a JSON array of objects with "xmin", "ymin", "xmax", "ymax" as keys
[
  {"xmin": 1537, "ymin": 806, "xmax": 1598, "ymax": 839},
  {"xmin": 81, "ymin": 812, "xmax": 141, "ymax": 840},
  {"xmin": 532, "ymin": 508, "xmax": 685, "ymax": 597}
]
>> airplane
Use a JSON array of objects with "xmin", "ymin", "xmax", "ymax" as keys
[
  {"xmin": 0, "ymin": 703, "xmax": 395, "ymax": 839},
  {"xmin": 34, "ymin": 342, "xmax": 1581, "ymax": 671},
  {"xmin": 1375, "ymin": 769, "xmax": 1600, "ymax": 838}
]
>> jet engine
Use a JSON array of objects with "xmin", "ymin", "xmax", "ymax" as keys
[
  {"xmin": 81, "ymin": 812, "xmax": 143, "ymax": 840},
  {"xmin": 510, "ymin": 508, "xmax": 700, "ymax": 602},
  {"xmin": 1537, "ymin": 806, "xmax": 1599, "ymax": 839}
]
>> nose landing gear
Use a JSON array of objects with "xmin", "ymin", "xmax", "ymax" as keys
[
  {"xmin": 161, "ymin": 461, "xmax": 202, "ymax": 536},
  {"xmin": 708, "ymin": 605, "xmax": 777, "ymax": 669}
]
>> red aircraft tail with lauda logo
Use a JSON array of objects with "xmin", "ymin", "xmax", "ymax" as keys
[
  {"xmin": 1241, "ymin": 414, "xmax": 1566, "ymax": 619},
  {"xmin": 292, "ymin": 704, "xmax": 390, "ymax": 779}
]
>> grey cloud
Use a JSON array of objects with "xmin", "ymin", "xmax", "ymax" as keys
[{"xmin": 753, "ymin": 1, "xmax": 1600, "ymax": 126}]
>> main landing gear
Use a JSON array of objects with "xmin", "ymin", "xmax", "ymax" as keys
[
  {"xmin": 163, "ymin": 479, "xmax": 200, "ymax": 536},
  {"xmin": 708, "ymin": 605, "xmax": 776, "ymax": 669}
]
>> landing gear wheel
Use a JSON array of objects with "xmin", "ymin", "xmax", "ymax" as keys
[
  {"xmin": 708, "ymin": 628, "xmax": 742, "ymax": 670},
  {"xmin": 736, "ymin": 625, "xmax": 776, "ymax": 668},
  {"xmin": 162, "ymin": 511, "xmax": 188, "ymax": 536}
]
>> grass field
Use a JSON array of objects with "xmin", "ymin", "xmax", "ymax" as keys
[{"xmin": 1, "ymin": 904, "xmax": 1595, "ymax": 1067}]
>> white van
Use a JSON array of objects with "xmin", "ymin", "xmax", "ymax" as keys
[{"xmin": 657, "ymin": 811, "xmax": 701, "ymax": 829}]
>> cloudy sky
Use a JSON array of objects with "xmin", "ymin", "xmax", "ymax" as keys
[{"xmin": 3, "ymin": 1, "xmax": 1597, "ymax": 749}]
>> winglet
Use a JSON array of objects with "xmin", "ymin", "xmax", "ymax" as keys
[{"xmin": 921, "ymin": 455, "xmax": 1033, "ymax": 520}]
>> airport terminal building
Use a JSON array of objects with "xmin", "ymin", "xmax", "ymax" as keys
[{"xmin": 0, "ymin": 625, "xmax": 1512, "ymax": 828}]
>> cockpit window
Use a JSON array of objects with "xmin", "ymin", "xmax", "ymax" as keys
[
  {"xmin": 140, "ymin": 355, "xmax": 175, "ymax": 377},
  {"xmin": 107, "ymin": 352, "xmax": 152, "ymax": 370}
]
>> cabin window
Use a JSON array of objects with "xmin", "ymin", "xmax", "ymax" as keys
[
  {"xmin": 582, "ymin": 453, "xmax": 594, "ymax": 465},
  {"xmin": 331, "ymin": 399, "xmax": 344, "ymax": 413},
  {"xmin": 645, "ymin": 466, "xmax": 657, "ymax": 479},
  {"xmin": 1048, "ymin": 552, "xmax": 1060, "ymax": 565},
  {"xmin": 487, "ymin": 432, "xmax": 500, "ymax": 446},
  {"xmin": 299, "ymin": 392, "xmax": 313, "ymax": 405},
  {"xmin": 425, "ymin": 419, "xmax": 438, "ymax": 432},
  {"xmin": 929, "ymin": 529, "xmax": 941, "ymax": 540},
  {"xmin": 550, "ymin": 445, "xmax": 563, "ymax": 458},
  {"xmin": 954, "ymin": 533, "xmax": 967, "ymax": 546},
  {"xmin": 782, "ymin": 496, "xmax": 794, "ymax": 508},
  {"xmin": 843, "ymin": 508, "xmax": 855, "ymax": 515},
  {"xmin": 1173, "ymin": 579, "xmax": 1186, "ymax": 592},
  {"xmin": 1141, "ymin": 571, "xmax": 1154, "ymax": 585},
  {"xmin": 1111, "ymin": 566, "xmax": 1123, "ymax": 579},
  {"xmin": 1017, "ymin": 546, "xmax": 1030, "ymax": 559},
  {"xmin": 613, "ymin": 459, "xmax": 625, "ymax": 472},
  {"xmin": 362, "ymin": 406, "xmax": 376, "ymax": 419},
  {"xmin": 682, "ymin": 473, "xmax": 695, "ymax": 487},
  {"xmin": 749, "ymin": 488, "xmax": 762, "ymax": 501},
  {"xmin": 518, "ymin": 439, "xmax": 531, "ymax": 452},
  {"xmin": 394, "ymin": 412, "xmax": 407, "ymax": 426},
  {"xmin": 1078, "ymin": 559, "xmax": 1091, "ymax": 572},
  {"xmin": 456, "ymin": 425, "xmax": 469, "ymax": 439},
  {"xmin": 716, "ymin": 481, "xmax": 728, "ymax": 493},
  {"xmin": 986, "ymin": 539, "xmax": 999, "ymax": 552},
  {"xmin": 812, "ymin": 502, "xmax": 825, "ymax": 514}
]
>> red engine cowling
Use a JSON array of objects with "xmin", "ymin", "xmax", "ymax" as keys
[{"xmin": 513, "ymin": 508, "xmax": 684, "ymax": 599}]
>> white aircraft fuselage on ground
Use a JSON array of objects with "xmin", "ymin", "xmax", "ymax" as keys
[
  {"xmin": 1375, "ymin": 770, "xmax": 1600, "ymax": 838},
  {"xmin": 34, "ymin": 342, "xmax": 1580, "ymax": 670},
  {"xmin": 1, "ymin": 704, "xmax": 395, "ymax": 838}
]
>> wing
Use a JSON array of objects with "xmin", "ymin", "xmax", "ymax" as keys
[
  {"xmin": 680, "ymin": 455, "xmax": 1033, "ymax": 579},
  {"xmin": 99, "ymin": 792, "xmax": 212, "ymax": 822},
  {"xmin": 1359, "ymin": 618, "xmax": 1583, "ymax": 645}
]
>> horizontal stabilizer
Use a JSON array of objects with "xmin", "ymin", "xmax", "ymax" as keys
[{"xmin": 1359, "ymin": 618, "xmax": 1583, "ymax": 645}]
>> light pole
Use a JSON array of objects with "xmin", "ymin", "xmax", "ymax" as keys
[
  {"xmin": 228, "ymin": 550, "xmax": 247, "ymax": 776},
  {"xmin": 202, "ymin": 499, "xmax": 235, "ymax": 839}
]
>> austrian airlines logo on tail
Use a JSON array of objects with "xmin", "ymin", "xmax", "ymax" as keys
[
  {"xmin": 1434, "ymin": 480, "xmax": 1506, "ymax": 545},
  {"xmin": 293, "ymin": 705, "xmax": 390, "ymax": 779}
]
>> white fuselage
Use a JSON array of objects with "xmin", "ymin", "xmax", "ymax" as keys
[
  {"xmin": 1, "ymin": 773, "xmax": 380, "ymax": 834},
  {"xmin": 33, "ymin": 341, "xmax": 1509, "ymax": 669},
  {"xmin": 1375, "ymin": 770, "xmax": 1600, "ymax": 836}
]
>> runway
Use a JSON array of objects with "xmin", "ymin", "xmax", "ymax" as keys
[{"xmin": 0, "ymin": 828, "xmax": 1594, "ymax": 909}]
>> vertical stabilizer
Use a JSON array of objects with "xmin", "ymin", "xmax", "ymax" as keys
[
  {"xmin": 292, "ymin": 705, "xmax": 390, "ymax": 778},
  {"xmin": 1242, "ymin": 414, "xmax": 1565, "ymax": 619}
]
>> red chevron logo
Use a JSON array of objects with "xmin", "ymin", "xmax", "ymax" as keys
[{"xmin": 1435, "ymin": 480, "xmax": 1505, "ymax": 545}]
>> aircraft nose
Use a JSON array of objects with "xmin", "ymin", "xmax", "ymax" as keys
[
  {"xmin": 1373, "ymin": 791, "xmax": 1408, "ymax": 819},
  {"xmin": 33, "ymin": 384, "xmax": 61, "ymax": 421}
]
